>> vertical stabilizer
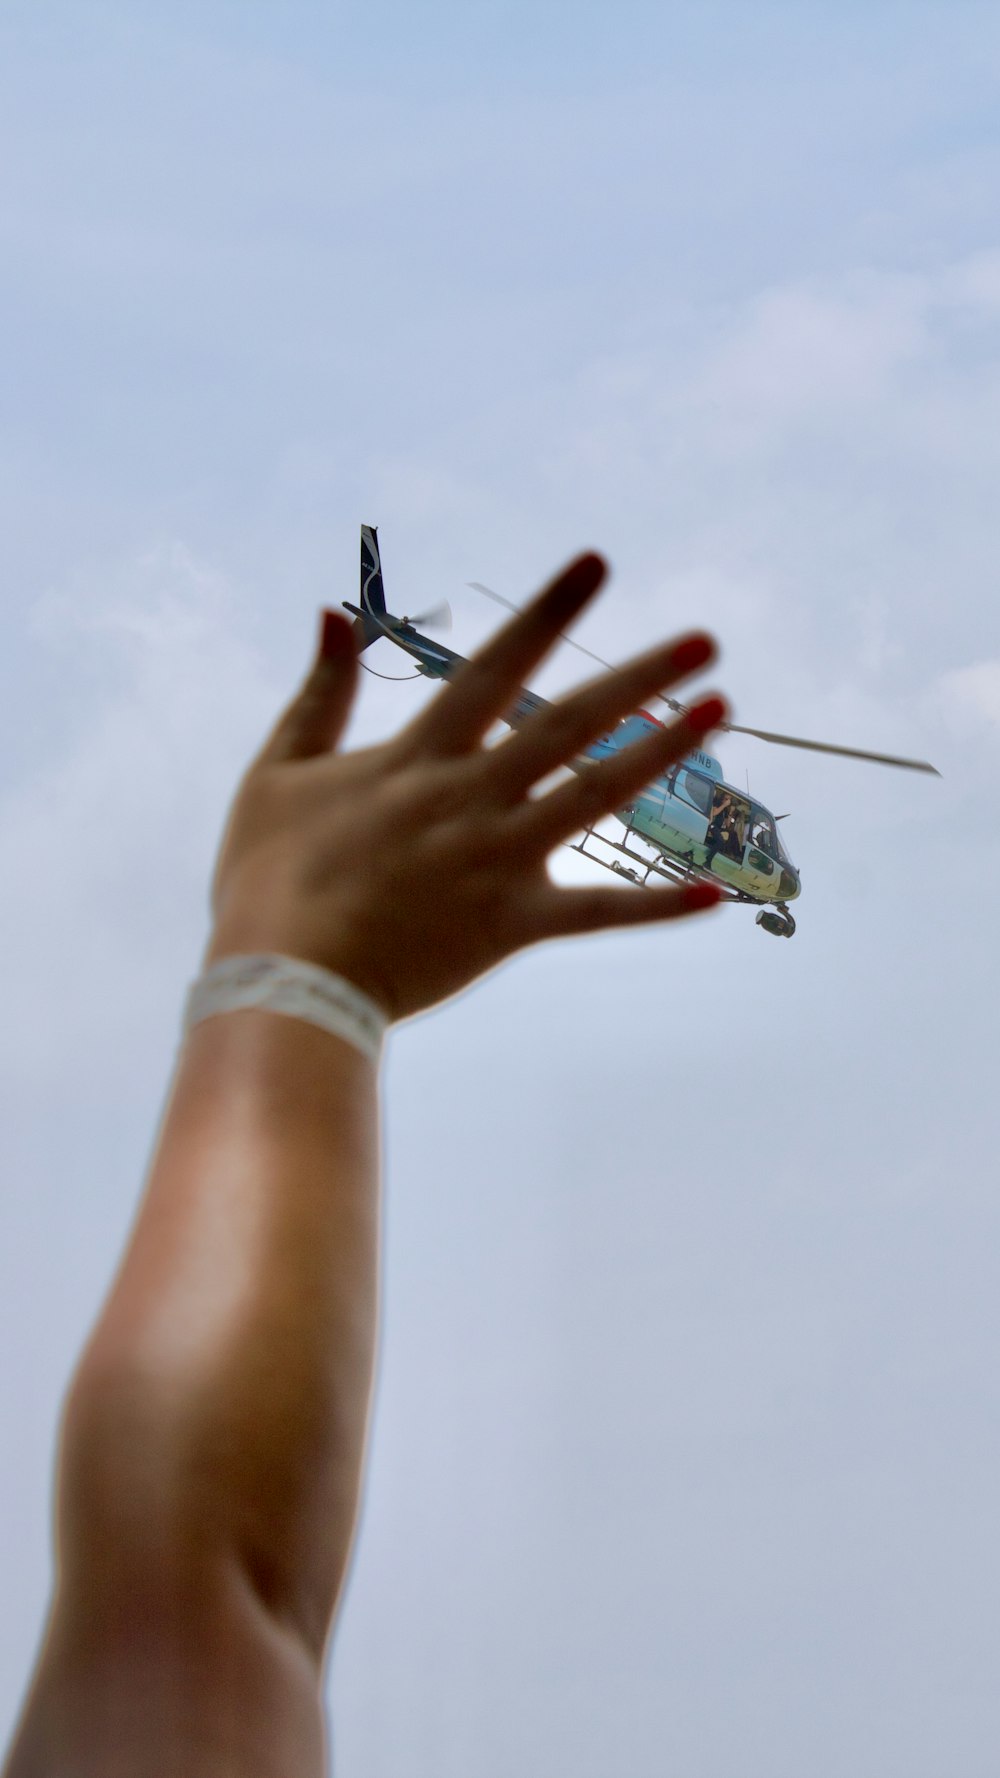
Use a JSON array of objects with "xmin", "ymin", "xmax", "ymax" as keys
[{"xmin": 351, "ymin": 525, "xmax": 389, "ymax": 649}]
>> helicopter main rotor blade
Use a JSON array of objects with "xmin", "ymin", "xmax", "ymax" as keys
[
  {"xmin": 720, "ymin": 721, "xmax": 940, "ymax": 775},
  {"xmin": 467, "ymin": 581, "xmax": 520, "ymax": 615},
  {"xmin": 468, "ymin": 584, "xmax": 940, "ymax": 775},
  {"xmin": 467, "ymin": 582, "xmax": 623, "ymax": 673}
]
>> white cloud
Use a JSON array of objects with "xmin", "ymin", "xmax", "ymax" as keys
[
  {"xmin": 935, "ymin": 657, "xmax": 1000, "ymax": 727},
  {"xmin": 937, "ymin": 248, "xmax": 1000, "ymax": 313},
  {"xmin": 1, "ymin": 544, "xmax": 285, "ymax": 1086},
  {"xmin": 698, "ymin": 273, "xmax": 928, "ymax": 433}
]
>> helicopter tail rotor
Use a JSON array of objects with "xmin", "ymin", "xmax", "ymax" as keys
[
  {"xmin": 400, "ymin": 600, "xmax": 452, "ymax": 632},
  {"xmin": 348, "ymin": 527, "xmax": 454, "ymax": 651}
]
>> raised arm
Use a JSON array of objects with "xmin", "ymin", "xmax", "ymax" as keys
[{"xmin": 4, "ymin": 553, "xmax": 725, "ymax": 1778}]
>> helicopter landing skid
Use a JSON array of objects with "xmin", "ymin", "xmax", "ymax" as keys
[{"xmin": 567, "ymin": 826, "xmax": 743, "ymax": 902}]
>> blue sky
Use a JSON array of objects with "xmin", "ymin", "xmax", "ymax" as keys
[{"xmin": 4, "ymin": 5, "xmax": 1000, "ymax": 1774}]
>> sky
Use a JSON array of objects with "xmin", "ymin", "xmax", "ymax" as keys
[{"xmin": 3, "ymin": 2, "xmax": 1000, "ymax": 1772}]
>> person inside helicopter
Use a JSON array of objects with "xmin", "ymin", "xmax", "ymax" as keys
[
  {"xmin": 703, "ymin": 786, "xmax": 730, "ymax": 857},
  {"xmin": 705, "ymin": 786, "xmax": 750, "ymax": 865}
]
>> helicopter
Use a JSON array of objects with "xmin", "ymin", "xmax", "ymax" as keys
[{"xmin": 343, "ymin": 526, "xmax": 939, "ymax": 938}]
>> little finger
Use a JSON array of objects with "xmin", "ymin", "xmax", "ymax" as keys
[{"xmin": 529, "ymin": 877, "xmax": 722, "ymax": 942}]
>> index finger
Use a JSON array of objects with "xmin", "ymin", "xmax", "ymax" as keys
[{"xmin": 407, "ymin": 552, "xmax": 608, "ymax": 756}]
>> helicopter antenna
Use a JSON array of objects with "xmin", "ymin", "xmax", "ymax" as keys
[{"xmin": 466, "ymin": 582, "xmax": 941, "ymax": 777}]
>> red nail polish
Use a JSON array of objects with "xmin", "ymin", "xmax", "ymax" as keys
[
  {"xmin": 687, "ymin": 695, "xmax": 727, "ymax": 729},
  {"xmin": 684, "ymin": 882, "xmax": 722, "ymax": 910},
  {"xmin": 320, "ymin": 609, "xmax": 350, "ymax": 660},
  {"xmin": 672, "ymin": 634, "xmax": 716, "ymax": 673}
]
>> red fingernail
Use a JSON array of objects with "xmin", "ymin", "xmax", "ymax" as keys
[
  {"xmin": 319, "ymin": 609, "xmax": 352, "ymax": 660},
  {"xmin": 687, "ymin": 695, "xmax": 727, "ymax": 729},
  {"xmin": 552, "ymin": 552, "xmax": 608, "ymax": 610},
  {"xmin": 672, "ymin": 633, "xmax": 716, "ymax": 673},
  {"xmin": 573, "ymin": 550, "xmax": 608, "ymax": 582},
  {"xmin": 684, "ymin": 882, "xmax": 722, "ymax": 911}
]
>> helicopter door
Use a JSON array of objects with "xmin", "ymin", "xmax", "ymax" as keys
[{"xmin": 744, "ymin": 806, "xmax": 780, "ymax": 887}]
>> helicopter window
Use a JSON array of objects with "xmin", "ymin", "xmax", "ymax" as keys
[
  {"xmin": 749, "ymin": 806, "xmax": 778, "ymax": 857},
  {"xmin": 748, "ymin": 847, "xmax": 775, "ymax": 876},
  {"xmin": 673, "ymin": 768, "xmax": 713, "ymax": 816}
]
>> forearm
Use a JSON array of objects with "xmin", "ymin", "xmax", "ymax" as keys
[
  {"xmin": 63, "ymin": 1007, "xmax": 381, "ymax": 1653},
  {"xmin": 4, "ymin": 559, "xmax": 727, "ymax": 1778}
]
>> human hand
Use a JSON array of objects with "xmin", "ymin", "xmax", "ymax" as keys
[{"xmin": 205, "ymin": 553, "xmax": 727, "ymax": 1021}]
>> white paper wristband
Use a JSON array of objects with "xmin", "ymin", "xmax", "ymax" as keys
[{"xmin": 183, "ymin": 954, "xmax": 388, "ymax": 1064}]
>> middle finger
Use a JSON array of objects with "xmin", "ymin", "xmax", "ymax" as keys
[{"xmin": 406, "ymin": 552, "xmax": 608, "ymax": 757}]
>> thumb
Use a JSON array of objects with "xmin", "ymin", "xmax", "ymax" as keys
[{"xmin": 257, "ymin": 610, "xmax": 359, "ymax": 765}]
